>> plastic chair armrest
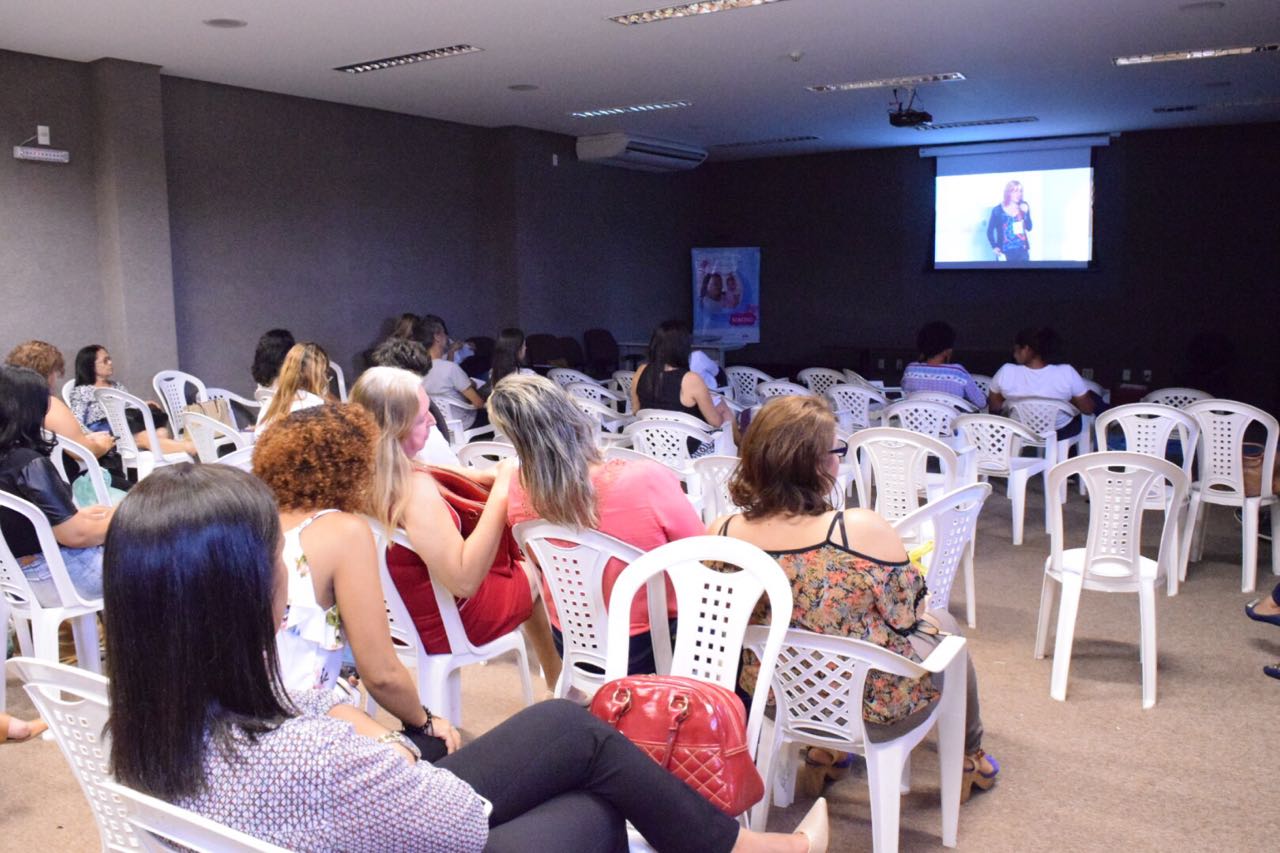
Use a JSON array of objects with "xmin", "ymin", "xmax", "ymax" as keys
[{"xmin": 917, "ymin": 633, "xmax": 967, "ymax": 675}]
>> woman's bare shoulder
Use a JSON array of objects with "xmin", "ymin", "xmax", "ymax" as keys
[{"xmin": 840, "ymin": 508, "xmax": 908, "ymax": 562}]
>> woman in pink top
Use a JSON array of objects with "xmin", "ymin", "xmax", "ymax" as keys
[{"xmin": 492, "ymin": 374, "xmax": 704, "ymax": 675}]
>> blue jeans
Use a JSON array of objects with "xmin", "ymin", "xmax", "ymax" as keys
[{"xmin": 22, "ymin": 545, "xmax": 103, "ymax": 607}]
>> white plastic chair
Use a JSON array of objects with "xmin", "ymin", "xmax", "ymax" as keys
[
  {"xmin": 826, "ymin": 383, "xmax": 889, "ymax": 432},
  {"xmin": 0, "ymin": 493, "xmax": 104, "ymax": 676},
  {"xmin": 205, "ymin": 387, "xmax": 263, "ymax": 427},
  {"xmin": 214, "ymin": 446, "xmax": 256, "ymax": 471},
  {"xmin": 905, "ymin": 391, "xmax": 979, "ymax": 414},
  {"xmin": 436, "ymin": 397, "xmax": 495, "ymax": 450},
  {"xmin": 49, "ymin": 434, "xmax": 115, "ymax": 506},
  {"xmin": 95, "ymin": 387, "xmax": 190, "ymax": 480},
  {"xmin": 797, "ymin": 367, "xmax": 846, "ymax": 397},
  {"xmin": 1033, "ymin": 453, "xmax": 1187, "ymax": 709},
  {"xmin": 548, "ymin": 367, "xmax": 602, "ymax": 388},
  {"xmin": 624, "ymin": 419, "xmax": 711, "ymax": 476},
  {"xmin": 846, "ymin": 427, "xmax": 960, "ymax": 521},
  {"xmin": 1181, "ymin": 399, "xmax": 1279, "ymax": 592},
  {"xmin": 369, "ymin": 527, "xmax": 533, "ymax": 727},
  {"xmin": 152, "ymin": 369, "xmax": 208, "ymax": 437},
  {"xmin": 101, "ymin": 780, "xmax": 291, "ymax": 853},
  {"xmin": 9, "ymin": 657, "xmax": 136, "ymax": 850},
  {"xmin": 892, "ymin": 483, "xmax": 992, "ymax": 629},
  {"xmin": 1006, "ymin": 396, "xmax": 1089, "ymax": 494},
  {"xmin": 970, "ymin": 375, "xmax": 993, "ymax": 397},
  {"xmin": 1142, "ymin": 387, "xmax": 1210, "ymax": 409},
  {"xmin": 744, "ymin": 628, "xmax": 968, "ymax": 851},
  {"xmin": 455, "ymin": 440, "xmax": 518, "ymax": 470},
  {"xmin": 954, "ymin": 414, "xmax": 1053, "ymax": 545},
  {"xmin": 603, "ymin": 537, "xmax": 794, "ymax": 818},
  {"xmin": 883, "ymin": 399, "xmax": 960, "ymax": 440},
  {"xmin": 757, "ymin": 379, "xmax": 814, "ymax": 400},
  {"xmin": 567, "ymin": 381, "xmax": 633, "ymax": 417},
  {"xmin": 603, "ymin": 445, "xmax": 652, "ymax": 465},
  {"xmin": 328, "ymin": 362, "xmax": 348, "ymax": 402},
  {"xmin": 512, "ymin": 521, "xmax": 651, "ymax": 700},
  {"xmin": 724, "ymin": 366, "xmax": 774, "ymax": 406},
  {"xmin": 61, "ymin": 378, "xmax": 75, "ymax": 407},
  {"xmin": 691, "ymin": 455, "xmax": 742, "ymax": 524},
  {"xmin": 184, "ymin": 412, "xmax": 250, "ymax": 463}
]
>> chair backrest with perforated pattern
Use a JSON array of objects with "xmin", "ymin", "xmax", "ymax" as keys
[
  {"xmin": 456, "ymin": 440, "xmax": 518, "ymax": 470},
  {"xmin": 1184, "ymin": 399, "xmax": 1279, "ymax": 500},
  {"xmin": 1094, "ymin": 404, "xmax": 1199, "ymax": 505},
  {"xmin": 548, "ymin": 368, "xmax": 600, "ymax": 388},
  {"xmin": 152, "ymin": 370, "xmax": 207, "ymax": 436},
  {"xmin": 891, "ymin": 483, "xmax": 992, "ymax": 613},
  {"xmin": 825, "ymin": 383, "xmax": 888, "ymax": 431},
  {"xmin": 9, "ymin": 658, "xmax": 138, "ymax": 851},
  {"xmin": 724, "ymin": 366, "xmax": 774, "ymax": 406},
  {"xmin": 954, "ymin": 413, "xmax": 1044, "ymax": 475},
  {"xmin": 904, "ymin": 391, "xmax": 979, "ymax": 413},
  {"xmin": 1141, "ymin": 387, "xmax": 1210, "ymax": 410},
  {"xmin": 691, "ymin": 455, "xmax": 741, "ymax": 523},
  {"xmin": 49, "ymin": 434, "xmax": 113, "ymax": 505},
  {"xmin": 797, "ymin": 368, "xmax": 845, "ymax": 397},
  {"xmin": 1006, "ymin": 397, "xmax": 1079, "ymax": 435},
  {"xmin": 100, "ymin": 780, "xmax": 290, "ymax": 852},
  {"xmin": 883, "ymin": 399, "xmax": 959, "ymax": 439},
  {"xmin": 624, "ymin": 419, "xmax": 711, "ymax": 470},
  {"xmin": 757, "ymin": 380, "xmax": 814, "ymax": 400},
  {"xmin": 184, "ymin": 412, "xmax": 249, "ymax": 464},
  {"xmin": 846, "ymin": 427, "xmax": 960, "ymax": 521},
  {"xmin": 1046, "ymin": 452, "xmax": 1187, "ymax": 583}
]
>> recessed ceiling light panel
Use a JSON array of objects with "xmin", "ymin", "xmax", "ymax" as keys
[
  {"xmin": 571, "ymin": 100, "xmax": 692, "ymax": 118},
  {"xmin": 913, "ymin": 116, "xmax": 1039, "ymax": 131},
  {"xmin": 1113, "ymin": 43, "xmax": 1277, "ymax": 66},
  {"xmin": 335, "ymin": 45, "xmax": 482, "ymax": 74},
  {"xmin": 711, "ymin": 135, "xmax": 819, "ymax": 148},
  {"xmin": 808, "ymin": 72, "xmax": 966, "ymax": 93},
  {"xmin": 611, "ymin": 0, "xmax": 789, "ymax": 26}
]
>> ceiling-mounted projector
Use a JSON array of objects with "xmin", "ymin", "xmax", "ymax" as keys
[{"xmin": 889, "ymin": 108, "xmax": 932, "ymax": 127}]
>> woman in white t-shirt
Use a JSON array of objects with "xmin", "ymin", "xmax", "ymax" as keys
[
  {"xmin": 987, "ymin": 327, "xmax": 1096, "ymax": 437},
  {"xmin": 254, "ymin": 343, "xmax": 331, "ymax": 436}
]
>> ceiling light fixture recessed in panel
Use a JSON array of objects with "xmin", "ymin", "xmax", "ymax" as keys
[
  {"xmin": 571, "ymin": 100, "xmax": 692, "ymax": 118},
  {"xmin": 808, "ymin": 72, "xmax": 966, "ymax": 93},
  {"xmin": 202, "ymin": 18, "xmax": 247, "ymax": 29},
  {"xmin": 913, "ymin": 116, "xmax": 1039, "ymax": 131},
  {"xmin": 1113, "ymin": 43, "xmax": 1277, "ymax": 66},
  {"xmin": 711, "ymin": 135, "xmax": 819, "ymax": 148},
  {"xmin": 335, "ymin": 45, "xmax": 482, "ymax": 74},
  {"xmin": 611, "ymin": 0, "xmax": 790, "ymax": 26}
]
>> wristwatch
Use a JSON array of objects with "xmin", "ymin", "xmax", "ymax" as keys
[{"xmin": 377, "ymin": 730, "xmax": 422, "ymax": 761}]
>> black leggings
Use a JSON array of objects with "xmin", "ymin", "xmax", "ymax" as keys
[{"xmin": 436, "ymin": 700, "xmax": 741, "ymax": 853}]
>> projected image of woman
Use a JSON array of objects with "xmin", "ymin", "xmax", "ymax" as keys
[{"xmin": 987, "ymin": 180, "xmax": 1033, "ymax": 262}]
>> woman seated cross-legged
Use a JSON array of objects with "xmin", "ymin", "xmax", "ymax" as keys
[
  {"xmin": 102, "ymin": 463, "xmax": 828, "ymax": 852},
  {"xmin": 350, "ymin": 366, "xmax": 561, "ymax": 691},
  {"xmin": 710, "ymin": 395, "xmax": 1000, "ymax": 803},
  {"xmin": 491, "ymin": 373, "xmax": 705, "ymax": 678}
]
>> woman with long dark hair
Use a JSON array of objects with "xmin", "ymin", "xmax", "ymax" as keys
[
  {"xmin": 710, "ymin": 395, "xmax": 998, "ymax": 803},
  {"xmin": 251, "ymin": 328, "xmax": 296, "ymax": 401},
  {"xmin": 0, "ymin": 365, "xmax": 112, "ymax": 606},
  {"xmin": 67, "ymin": 344, "xmax": 192, "ymax": 458},
  {"xmin": 103, "ymin": 463, "xmax": 827, "ymax": 852},
  {"xmin": 482, "ymin": 328, "xmax": 527, "ymax": 398},
  {"xmin": 630, "ymin": 320, "xmax": 732, "ymax": 427}
]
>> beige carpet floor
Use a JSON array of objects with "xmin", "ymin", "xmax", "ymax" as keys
[{"xmin": 3, "ymin": 490, "xmax": 1277, "ymax": 852}]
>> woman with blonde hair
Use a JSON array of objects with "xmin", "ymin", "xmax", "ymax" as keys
[
  {"xmin": 710, "ymin": 395, "xmax": 998, "ymax": 803},
  {"xmin": 351, "ymin": 366, "xmax": 560, "ymax": 689},
  {"xmin": 493, "ymin": 374, "xmax": 704, "ymax": 675},
  {"xmin": 254, "ymin": 342, "xmax": 331, "ymax": 436}
]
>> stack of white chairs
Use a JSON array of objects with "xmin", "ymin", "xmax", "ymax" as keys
[
  {"xmin": 367, "ymin": 526, "xmax": 533, "ymax": 727},
  {"xmin": 1034, "ymin": 453, "xmax": 1187, "ymax": 708},
  {"xmin": 797, "ymin": 367, "xmax": 845, "ymax": 397},
  {"xmin": 724, "ymin": 366, "xmax": 773, "ymax": 406},
  {"xmin": 1141, "ymin": 387, "xmax": 1210, "ymax": 409},
  {"xmin": 1181, "ymin": 399, "xmax": 1278, "ymax": 592},
  {"xmin": 826, "ymin": 383, "xmax": 888, "ymax": 433},
  {"xmin": 0, "ymin": 492, "xmax": 104, "ymax": 676},
  {"xmin": 954, "ymin": 414, "xmax": 1052, "ymax": 545},
  {"xmin": 548, "ymin": 367, "xmax": 602, "ymax": 389},
  {"xmin": 95, "ymin": 387, "xmax": 191, "ymax": 480}
]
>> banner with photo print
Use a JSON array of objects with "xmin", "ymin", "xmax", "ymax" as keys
[{"xmin": 692, "ymin": 247, "xmax": 760, "ymax": 345}]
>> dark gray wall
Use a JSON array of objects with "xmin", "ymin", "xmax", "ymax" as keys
[{"xmin": 689, "ymin": 124, "xmax": 1280, "ymax": 410}]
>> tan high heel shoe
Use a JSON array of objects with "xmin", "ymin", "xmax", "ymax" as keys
[
  {"xmin": 794, "ymin": 797, "xmax": 828, "ymax": 853},
  {"xmin": 961, "ymin": 749, "xmax": 1000, "ymax": 803},
  {"xmin": 797, "ymin": 747, "xmax": 854, "ymax": 797}
]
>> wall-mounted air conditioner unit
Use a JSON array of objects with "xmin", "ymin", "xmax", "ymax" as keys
[{"xmin": 575, "ymin": 133, "xmax": 707, "ymax": 172}]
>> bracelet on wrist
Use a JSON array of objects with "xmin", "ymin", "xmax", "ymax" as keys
[{"xmin": 402, "ymin": 705, "xmax": 435, "ymax": 737}]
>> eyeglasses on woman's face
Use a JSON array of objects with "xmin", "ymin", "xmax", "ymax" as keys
[{"xmin": 829, "ymin": 438, "xmax": 849, "ymax": 459}]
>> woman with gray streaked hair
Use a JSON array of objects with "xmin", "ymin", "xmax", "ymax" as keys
[{"xmin": 491, "ymin": 373, "xmax": 705, "ymax": 676}]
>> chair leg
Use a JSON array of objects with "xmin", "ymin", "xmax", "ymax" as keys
[
  {"xmin": 1191, "ymin": 500, "xmax": 1209, "ymax": 563},
  {"xmin": 1242, "ymin": 500, "xmax": 1259, "ymax": 594},
  {"xmin": 1181, "ymin": 493, "xmax": 1201, "ymax": 578},
  {"xmin": 963, "ymin": 544, "xmax": 976, "ymax": 630},
  {"xmin": 936, "ymin": 654, "xmax": 966, "ymax": 849},
  {"xmin": 1049, "ymin": 574, "xmax": 1084, "ymax": 702},
  {"xmin": 865, "ymin": 742, "xmax": 908, "ymax": 853},
  {"xmin": 1138, "ymin": 582, "xmax": 1158, "ymax": 709},
  {"xmin": 900, "ymin": 752, "xmax": 912, "ymax": 794},
  {"xmin": 513, "ymin": 645, "xmax": 535, "ymax": 709},
  {"xmin": 70, "ymin": 614, "xmax": 101, "ymax": 675},
  {"xmin": 1009, "ymin": 473, "xmax": 1027, "ymax": 546},
  {"xmin": 1272, "ymin": 504, "xmax": 1280, "ymax": 577},
  {"xmin": 31, "ymin": 614, "xmax": 60, "ymax": 667},
  {"xmin": 1033, "ymin": 575, "xmax": 1055, "ymax": 659}
]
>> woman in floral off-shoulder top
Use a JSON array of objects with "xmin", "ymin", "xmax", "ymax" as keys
[{"xmin": 709, "ymin": 395, "xmax": 999, "ymax": 804}]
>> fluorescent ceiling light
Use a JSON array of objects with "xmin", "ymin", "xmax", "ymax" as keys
[
  {"xmin": 335, "ymin": 45, "xmax": 482, "ymax": 74},
  {"xmin": 571, "ymin": 100, "xmax": 692, "ymax": 118},
  {"xmin": 1154, "ymin": 98, "xmax": 1280, "ymax": 113},
  {"xmin": 1113, "ymin": 43, "xmax": 1277, "ymax": 66},
  {"xmin": 808, "ymin": 72, "xmax": 966, "ymax": 93},
  {"xmin": 913, "ymin": 116, "xmax": 1039, "ymax": 131},
  {"xmin": 712, "ymin": 135, "xmax": 819, "ymax": 148},
  {"xmin": 611, "ymin": 0, "xmax": 789, "ymax": 26}
]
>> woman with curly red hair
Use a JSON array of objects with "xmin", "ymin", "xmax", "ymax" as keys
[{"xmin": 253, "ymin": 402, "xmax": 455, "ymax": 757}]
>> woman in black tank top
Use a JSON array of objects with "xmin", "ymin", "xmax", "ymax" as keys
[{"xmin": 631, "ymin": 320, "xmax": 734, "ymax": 427}]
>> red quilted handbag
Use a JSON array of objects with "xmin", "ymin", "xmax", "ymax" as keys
[{"xmin": 589, "ymin": 675, "xmax": 764, "ymax": 816}]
